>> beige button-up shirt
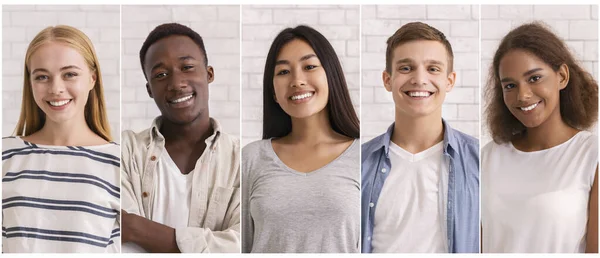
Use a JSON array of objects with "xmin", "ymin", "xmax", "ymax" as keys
[{"xmin": 121, "ymin": 117, "xmax": 240, "ymax": 253}]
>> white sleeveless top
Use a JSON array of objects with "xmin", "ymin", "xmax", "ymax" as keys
[{"xmin": 482, "ymin": 131, "xmax": 598, "ymax": 253}]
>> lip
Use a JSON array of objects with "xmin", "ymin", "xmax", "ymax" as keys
[
  {"xmin": 46, "ymin": 99, "xmax": 72, "ymax": 111},
  {"xmin": 288, "ymin": 91, "xmax": 315, "ymax": 104},
  {"xmin": 516, "ymin": 100, "xmax": 542, "ymax": 114},
  {"xmin": 167, "ymin": 93, "xmax": 195, "ymax": 109}
]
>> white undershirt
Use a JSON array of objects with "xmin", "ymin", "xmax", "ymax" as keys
[
  {"xmin": 482, "ymin": 131, "xmax": 598, "ymax": 253},
  {"xmin": 372, "ymin": 141, "xmax": 447, "ymax": 253},
  {"xmin": 151, "ymin": 151, "xmax": 193, "ymax": 228}
]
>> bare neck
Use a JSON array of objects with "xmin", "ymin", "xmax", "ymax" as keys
[{"xmin": 392, "ymin": 110, "xmax": 444, "ymax": 154}]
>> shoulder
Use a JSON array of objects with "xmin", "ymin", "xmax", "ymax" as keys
[
  {"xmin": 361, "ymin": 133, "xmax": 387, "ymax": 162},
  {"xmin": 241, "ymin": 139, "xmax": 271, "ymax": 175},
  {"xmin": 242, "ymin": 139, "xmax": 269, "ymax": 154},
  {"xmin": 216, "ymin": 131, "xmax": 240, "ymax": 155},
  {"xmin": 2, "ymin": 136, "xmax": 26, "ymax": 152}
]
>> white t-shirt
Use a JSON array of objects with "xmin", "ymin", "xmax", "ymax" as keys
[
  {"xmin": 372, "ymin": 141, "xmax": 447, "ymax": 253},
  {"xmin": 150, "ymin": 151, "xmax": 193, "ymax": 228},
  {"xmin": 124, "ymin": 151, "xmax": 194, "ymax": 253},
  {"xmin": 482, "ymin": 131, "xmax": 598, "ymax": 253}
]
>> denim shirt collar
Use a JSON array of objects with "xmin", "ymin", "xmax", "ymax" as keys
[{"xmin": 376, "ymin": 119, "xmax": 457, "ymax": 157}]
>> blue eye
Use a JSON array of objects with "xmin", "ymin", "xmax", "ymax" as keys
[
  {"xmin": 399, "ymin": 66, "xmax": 411, "ymax": 72},
  {"xmin": 34, "ymin": 75, "xmax": 49, "ymax": 81},
  {"xmin": 64, "ymin": 72, "xmax": 78, "ymax": 79}
]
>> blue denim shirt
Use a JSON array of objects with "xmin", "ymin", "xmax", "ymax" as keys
[{"xmin": 361, "ymin": 120, "xmax": 479, "ymax": 253}]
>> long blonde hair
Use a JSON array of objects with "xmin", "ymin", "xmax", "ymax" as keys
[{"xmin": 15, "ymin": 25, "xmax": 112, "ymax": 142}]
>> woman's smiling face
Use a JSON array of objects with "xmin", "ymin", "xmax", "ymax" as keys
[{"xmin": 499, "ymin": 49, "xmax": 569, "ymax": 129}]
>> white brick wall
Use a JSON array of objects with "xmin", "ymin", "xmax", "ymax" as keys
[
  {"xmin": 2, "ymin": 5, "xmax": 121, "ymax": 142},
  {"xmin": 481, "ymin": 5, "xmax": 598, "ymax": 146},
  {"xmin": 362, "ymin": 5, "xmax": 480, "ymax": 142},
  {"xmin": 241, "ymin": 5, "xmax": 360, "ymax": 147},
  {"xmin": 121, "ymin": 5, "xmax": 240, "ymax": 138}
]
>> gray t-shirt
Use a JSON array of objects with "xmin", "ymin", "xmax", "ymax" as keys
[{"xmin": 242, "ymin": 139, "xmax": 360, "ymax": 253}]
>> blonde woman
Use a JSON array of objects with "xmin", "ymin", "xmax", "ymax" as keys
[{"xmin": 2, "ymin": 25, "xmax": 120, "ymax": 252}]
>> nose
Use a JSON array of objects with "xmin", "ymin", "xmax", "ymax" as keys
[
  {"xmin": 517, "ymin": 84, "xmax": 533, "ymax": 102},
  {"xmin": 290, "ymin": 69, "xmax": 307, "ymax": 88},
  {"xmin": 48, "ymin": 78, "xmax": 66, "ymax": 95},
  {"xmin": 410, "ymin": 68, "xmax": 428, "ymax": 86},
  {"xmin": 167, "ymin": 70, "xmax": 188, "ymax": 91}
]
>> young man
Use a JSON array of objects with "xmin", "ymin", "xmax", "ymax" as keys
[
  {"xmin": 120, "ymin": 23, "xmax": 240, "ymax": 253},
  {"xmin": 361, "ymin": 22, "xmax": 479, "ymax": 253}
]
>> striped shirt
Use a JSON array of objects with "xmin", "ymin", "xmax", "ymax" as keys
[{"xmin": 2, "ymin": 136, "xmax": 121, "ymax": 253}]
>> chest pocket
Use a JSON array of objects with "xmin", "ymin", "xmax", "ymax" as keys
[{"xmin": 204, "ymin": 186, "xmax": 237, "ymax": 231}]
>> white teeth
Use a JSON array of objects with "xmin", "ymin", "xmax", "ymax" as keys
[
  {"xmin": 520, "ymin": 102, "xmax": 539, "ymax": 111},
  {"xmin": 49, "ymin": 100, "xmax": 70, "ymax": 107},
  {"xmin": 290, "ymin": 92, "xmax": 314, "ymax": 101},
  {"xmin": 171, "ymin": 95, "xmax": 193, "ymax": 103},
  {"xmin": 408, "ymin": 91, "xmax": 431, "ymax": 97}
]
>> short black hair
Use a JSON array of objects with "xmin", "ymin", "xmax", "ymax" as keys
[
  {"xmin": 262, "ymin": 25, "xmax": 360, "ymax": 139},
  {"xmin": 139, "ymin": 23, "xmax": 208, "ymax": 79}
]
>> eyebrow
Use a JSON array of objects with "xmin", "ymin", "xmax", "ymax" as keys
[
  {"xmin": 31, "ymin": 65, "xmax": 82, "ymax": 74},
  {"xmin": 500, "ymin": 68, "xmax": 543, "ymax": 83},
  {"xmin": 275, "ymin": 54, "xmax": 317, "ymax": 66},
  {"xmin": 395, "ymin": 58, "xmax": 445, "ymax": 66},
  {"xmin": 149, "ymin": 56, "xmax": 197, "ymax": 72}
]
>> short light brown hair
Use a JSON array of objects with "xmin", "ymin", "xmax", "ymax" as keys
[{"xmin": 385, "ymin": 22, "xmax": 454, "ymax": 74}]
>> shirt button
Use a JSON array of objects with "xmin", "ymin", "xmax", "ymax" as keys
[
  {"xmin": 367, "ymin": 236, "xmax": 371, "ymax": 241},
  {"xmin": 381, "ymin": 168, "xmax": 387, "ymax": 173},
  {"xmin": 369, "ymin": 202, "xmax": 374, "ymax": 207},
  {"xmin": 150, "ymin": 155, "xmax": 157, "ymax": 161},
  {"xmin": 142, "ymin": 192, "xmax": 148, "ymax": 198}
]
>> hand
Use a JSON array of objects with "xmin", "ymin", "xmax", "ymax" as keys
[{"xmin": 121, "ymin": 209, "xmax": 137, "ymax": 243}]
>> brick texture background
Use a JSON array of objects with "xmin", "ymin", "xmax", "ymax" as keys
[
  {"xmin": 361, "ymin": 5, "xmax": 480, "ymax": 142},
  {"xmin": 2, "ymin": 5, "xmax": 121, "ymax": 141},
  {"xmin": 241, "ymin": 5, "xmax": 360, "ymax": 147},
  {"xmin": 481, "ymin": 5, "xmax": 598, "ymax": 145},
  {"xmin": 121, "ymin": 5, "xmax": 240, "ymax": 138}
]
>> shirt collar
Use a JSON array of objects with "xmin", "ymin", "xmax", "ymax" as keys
[
  {"xmin": 148, "ymin": 116, "xmax": 222, "ymax": 149},
  {"xmin": 378, "ymin": 118, "xmax": 458, "ymax": 156}
]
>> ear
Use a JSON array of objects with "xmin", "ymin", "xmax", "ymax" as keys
[
  {"xmin": 382, "ymin": 70, "xmax": 392, "ymax": 92},
  {"xmin": 445, "ymin": 71, "xmax": 457, "ymax": 92},
  {"xmin": 89, "ymin": 73, "xmax": 97, "ymax": 90},
  {"xmin": 146, "ymin": 82, "xmax": 153, "ymax": 98},
  {"xmin": 206, "ymin": 65, "xmax": 215, "ymax": 83},
  {"xmin": 558, "ymin": 63, "xmax": 569, "ymax": 90}
]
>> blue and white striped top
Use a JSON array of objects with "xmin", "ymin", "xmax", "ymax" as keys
[{"xmin": 2, "ymin": 136, "xmax": 120, "ymax": 253}]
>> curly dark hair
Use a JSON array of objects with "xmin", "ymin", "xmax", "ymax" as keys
[
  {"xmin": 485, "ymin": 22, "xmax": 598, "ymax": 143},
  {"xmin": 139, "ymin": 23, "xmax": 208, "ymax": 80}
]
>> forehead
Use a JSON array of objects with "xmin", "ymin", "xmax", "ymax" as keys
[
  {"xmin": 276, "ymin": 39, "xmax": 317, "ymax": 61},
  {"xmin": 499, "ymin": 49, "xmax": 549, "ymax": 77},
  {"xmin": 392, "ymin": 40, "xmax": 449, "ymax": 64},
  {"xmin": 29, "ymin": 42, "xmax": 88, "ymax": 71},
  {"xmin": 144, "ymin": 35, "xmax": 204, "ymax": 66}
]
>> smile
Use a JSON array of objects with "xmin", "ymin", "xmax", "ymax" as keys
[
  {"xmin": 47, "ymin": 99, "xmax": 71, "ymax": 107},
  {"xmin": 404, "ymin": 91, "xmax": 434, "ymax": 98},
  {"xmin": 290, "ymin": 92, "xmax": 314, "ymax": 101},
  {"xmin": 168, "ymin": 94, "xmax": 194, "ymax": 104},
  {"xmin": 519, "ymin": 101, "xmax": 541, "ymax": 111}
]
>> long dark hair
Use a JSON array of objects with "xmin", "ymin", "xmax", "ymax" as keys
[
  {"xmin": 262, "ymin": 25, "xmax": 360, "ymax": 139},
  {"xmin": 485, "ymin": 22, "xmax": 598, "ymax": 143}
]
